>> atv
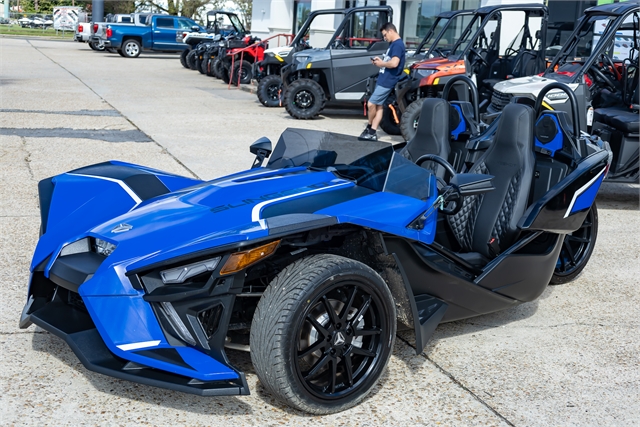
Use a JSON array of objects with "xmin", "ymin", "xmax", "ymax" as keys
[
  {"xmin": 488, "ymin": 1, "xmax": 639, "ymax": 183},
  {"xmin": 254, "ymin": 8, "xmax": 346, "ymax": 108},
  {"xmin": 180, "ymin": 10, "xmax": 246, "ymax": 70},
  {"xmin": 20, "ymin": 72, "xmax": 611, "ymax": 414},
  {"xmin": 395, "ymin": 3, "xmax": 549, "ymax": 140},
  {"xmin": 281, "ymin": 6, "xmax": 393, "ymax": 119}
]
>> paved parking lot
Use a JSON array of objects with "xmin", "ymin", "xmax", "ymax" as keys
[{"xmin": 1, "ymin": 37, "xmax": 639, "ymax": 426}]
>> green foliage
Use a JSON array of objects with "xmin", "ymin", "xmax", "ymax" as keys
[{"xmin": 14, "ymin": 0, "xmax": 135, "ymax": 14}]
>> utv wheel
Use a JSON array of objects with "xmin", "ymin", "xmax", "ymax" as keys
[
  {"xmin": 551, "ymin": 203, "xmax": 598, "ymax": 285},
  {"xmin": 187, "ymin": 50, "xmax": 198, "ymax": 70},
  {"xmin": 251, "ymin": 254, "xmax": 396, "ymax": 414},
  {"xmin": 230, "ymin": 60, "xmax": 253, "ymax": 85},
  {"xmin": 180, "ymin": 49, "xmax": 190, "ymax": 68},
  {"xmin": 212, "ymin": 57, "xmax": 225, "ymax": 79},
  {"xmin": 284, "ymin": 79, "xmax": 326, "ymax": 119},
  {"xmin": 122, "ymin": 39, "xmax": 141, "ymax": 58},
  {"xmin": 198, "ymin": 55, "xmax": 208, "ymax": 74},
  {"xmin": 400, "ymin": 98, "xmax": 424, "ymax": 141},
  {"xmin": 257, "ymin": 74, "xmax": 283, "ymax": 107},
  {"xmin": 380, "ymin": 104, "xmax": 402, "ymax": 136}
]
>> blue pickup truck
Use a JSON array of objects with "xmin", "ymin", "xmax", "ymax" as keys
[{"xmin": 104, "ymin": 14, "xmax": 204, "ymax": 58}]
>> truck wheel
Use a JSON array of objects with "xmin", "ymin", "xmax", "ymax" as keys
[
  {"xmin": 122, "ymin": 39, "xmax": 141, "ymax": 58},
  {"xmin": 180, "ymin": 49, "xmax": 190, "ymax": 69},
  {"xmin": 379, "ymin": 105, "xmax": 402, "ymax": 136},
  {"xmin": 187, "ymin": 50, "xmax": 198, "ymax": 70},
  {"xmin": 400, "ymin": 98, "xmax": 424, "ymax": 141},
  {"xmin": 89, "ymin": 41, "xmax": 105, "ymax": 51},
  {"xmin": 231, "ymin": 60, "xmax": 253, "ymax": 85},
  {"xmin": 551, "ymin": 203, "xmax": 598, "ymax": 285},
  {"xmin": 284, "ymin": 79, "xmax": 326, "ymax": 120},
  {"xmin": 251, "ymin": 254, "xmax": 396, "ymax": 414},
  {"xmin": 117, "ymin": 49, "xmax": 126, "ymax": 57},
  {"xmin": 257, "ymin": 74, "xmax": 283, "ymax": 107}
]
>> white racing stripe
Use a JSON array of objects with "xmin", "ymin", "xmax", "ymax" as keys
[
  {"xmin": 251, "ymin": 182, "xmax": 352, "ymax": 224},
  {"xmin": 116, "ymin": 340, "xmax": 161, "ymax": 351},
  {"xmin": 68, "ymin": 173, "xmax": 142, "ymax": 205},
  {"xmin": 564, "ymin": 167, "xmax": 606, "ymax": 218}
]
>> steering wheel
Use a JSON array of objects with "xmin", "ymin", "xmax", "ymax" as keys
[
  {"xmin": 589, "ymin": 63, "xmax": 617, "ymax": 92},
  {"xmin": 600, "ymin": 53, "xmax": 621, "ymax": 80},
  {"xmin": 415, "ymin": 154, "xmax": 462, "ymax": 215},
  {"xmin": 468, "ymin": 48, "xmax": 489, "ymax": 68}
]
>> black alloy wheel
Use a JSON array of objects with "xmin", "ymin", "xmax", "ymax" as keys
[
  {"xmin": 257, "ymin": 74, "xmax": 283, "ymax": 107},
  {"xmin": 284, "ymin": 79, "xmax": 326, "ymax": 119},
  {"xmin": 400, "ymin": 98, "xmax": 424, "ymax": 141},
  {"xmin": 551, "ymin": 203, "xmax": 599, "ymax": 284},
  {"xmin": 251, "ymin": 254, "xmax": 395, "ymax": 414},
  {"xmin": 230, "ymin": 60, "xmax": 253, "ymax": 85}
]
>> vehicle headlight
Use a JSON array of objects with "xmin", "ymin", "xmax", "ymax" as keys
[
  {"xmin": 94, "ymin": 238, "xmax": 117, "ymax": 256},
  {"xmin": 295, "ymin": 55, "xmax": 310, "ymax": 64},
  {"xmin": 416, "ymin": 69, "xmax": 435, "ymax": 78},
  {"xmin": 160, "ymin": 257, "xmax": 221, "ymax": 284},
  {"xmin": 60, "ymin": 237, "xmax": 91, "ymax": 256},
  {"xmin": 278, "ymin": 50, "xmax": 290, "ymax": 57}
]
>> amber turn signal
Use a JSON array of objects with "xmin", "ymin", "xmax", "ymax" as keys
[{"xmin": 220, "ymin": 240, "xmax": 280, "ymax": 275}]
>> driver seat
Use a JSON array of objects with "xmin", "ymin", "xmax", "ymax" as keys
[
  {"xmin": 400, "ymin": 98, "xmax": 451, "ymax": 178},
  {"xmin": 447, "ymin": 103, "xmax": 536, "ymax": 264}
]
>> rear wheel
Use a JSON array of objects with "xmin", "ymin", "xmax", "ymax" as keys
[
  {"xmin": 284, "ymin": 79, "xmax": 326, "ymax": 120},
  {"xmin": 180, "ymin": 49, "xmax": 190, "ymax": 68},
  {"xmin": 251, "ymin": 254, "xmax": 396, "ymax": 414},
  {"xmin": 121, "ymin": 39, "xmax": 141, "ymax": 58},
  {"xmin": 400, "ymin": 98, "xmax": 423, "ymax": 141},
  {"xmin": 257, "ymin": 74, "xmax": 283, "ymax": 107},
  {"xmin": 380, "ymin": 104, "xmax": 402, "ymax": 136},
  {"xmin": 199, "ymin": 55, "xmax": 209, "ymax": 74},
  {"xmin": 230, "ymin": 60, "xmax": 253, "ymax": 85},
  {"xmin": 117, "ymin": 49, "xmax": 126, "ymax": 57},
  {"xmin": 551, "ymin": 203, "xmax": 598, "ymax": 284}
]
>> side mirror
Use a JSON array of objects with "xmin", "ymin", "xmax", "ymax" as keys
[
  {"xmin": 450, "ymin": 173, "xmax": 494, "ymax": 196},
  {"xmin": 250, "ymin": 137, "xmax": 272, "ymax": 169},
  {"xmin": 191, "ymin": 25, "xmax": 200, "ymax": 32}
]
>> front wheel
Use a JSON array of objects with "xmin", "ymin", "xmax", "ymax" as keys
[
  {"xmin": 380, "ymin": 104, "xmax": 402, "ymax": 136},
  {"xmin": 400, "ymin": 98, "xmax": 424, "ymax": 141},
  {"xmin": 283, "ymin": 79, "xmax": 326, "ymax": 119},
  {"xmin": 186, "ymin": 50, "xmax": 197, "ymax": 70},
  {"xmin": 121, "ymin": 39, "xmax": 141, "ymax": 58},
  {"xmin": 231, "ymin": 60, "xmax": 253, "ymax": 85},
  {"xmin": 257, "ymin": 74, "xmax": 283, "ymax": 107},
  {"xmin": 211, "ymin": 57, "xmax": 224, "ymax": 79},
  {"xmin": 251, "ymin": 254, "xmax": 396, "ymax": 414},
  {"xmin": 551, "ymin": 203, "xmax": 598, "ymax": 284},
  {"xmin": 180, "ymin": 49, "xmax": 190, "ymax": 68}
]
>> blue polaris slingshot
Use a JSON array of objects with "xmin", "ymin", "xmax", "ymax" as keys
[{"xmin": 20, "ymin": 83, "xmax": 610, "ymax": 414}]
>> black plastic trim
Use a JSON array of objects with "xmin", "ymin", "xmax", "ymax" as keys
[{"xmin": 49, "ymin": 252, "xmax": 105, "ymax": 293}]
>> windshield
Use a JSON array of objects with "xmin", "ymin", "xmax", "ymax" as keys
[
  {"xmin": 449, "ymin": 13, "xmax": 485, "ymax": 57},
  {"xmin": 423, "ymin": 14, "xmax": 476, "ymax": 57},
  {"xmin": 266, "ymin": 129, "xmax": 434, "ymax": 199}
]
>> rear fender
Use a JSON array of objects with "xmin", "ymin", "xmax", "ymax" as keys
[{"xmin": 518, "ymin": 150, "xmax": 609, "ymax": 234}]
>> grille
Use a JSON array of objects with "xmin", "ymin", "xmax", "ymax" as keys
[
  {"xmin": 198, "ymin": 305, "xmax": 223, "ymax": 339},
  {"xmin": 490, "ymin": 90, "xmax": 512, "ymax": 112}
]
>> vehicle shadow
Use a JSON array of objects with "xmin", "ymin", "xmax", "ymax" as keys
[
  {"xmin": 596, "ymin": 182, "xmax": 639, "ymax": 211},
  {"xmin": 30, "ymin": 332, "xmax": 254, "ymax": 415}
]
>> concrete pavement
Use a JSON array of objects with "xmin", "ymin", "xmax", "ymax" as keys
[{"xmin": 1, "ymin": 36, "xmax": 638, "ymax": 426}]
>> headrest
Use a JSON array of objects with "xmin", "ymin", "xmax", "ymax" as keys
[{"xmin": 493, "ymin": 103, "xmax": 534, "ymax": 154}]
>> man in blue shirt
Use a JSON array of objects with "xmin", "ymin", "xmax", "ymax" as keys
[{"xmin": 359, "ymin": 22, "xmax": 406, "ymax": 141}]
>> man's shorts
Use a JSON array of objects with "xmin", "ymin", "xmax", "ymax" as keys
[{"xmin": 368, "ymin": 85, "xmax": 393, "ymax": 105}]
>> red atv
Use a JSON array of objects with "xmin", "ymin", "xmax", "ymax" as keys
[{"xmin": 221, "ymin": 35, "xmax": 266, "ymax": 85}]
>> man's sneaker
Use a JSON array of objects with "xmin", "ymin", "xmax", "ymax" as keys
[
  {"xmin": 358, "ymin": 128, "xmax": 370, "ymax": 139},
  {"xmin": 358, "ymin": 131, "xmax": 378, "ymax": 141}
]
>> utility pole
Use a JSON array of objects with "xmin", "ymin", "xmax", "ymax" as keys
[{"xmin": 92, "ymin": 0, "xmax": 103, "ymax": 22}]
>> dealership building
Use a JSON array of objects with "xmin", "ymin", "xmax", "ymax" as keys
[{"xmin": 249, "ymin": 0, "xmax": 624, "ymax": 46}]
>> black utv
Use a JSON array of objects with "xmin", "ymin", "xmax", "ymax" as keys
[
  {"xmin": 254, "ymin": 8, "xmax": 346, "ymax": 107},
  {"xmin": 281, "ymin": 6, "xmax": 393, "ymax": 119}
]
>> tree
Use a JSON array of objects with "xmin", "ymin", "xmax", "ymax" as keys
[
  {"xmin": 230, "ymin": 0, "xmax": 251, "ymax": 30},
  {"xmin": 136, "ymin": 0, "xmax": 225, "ymax": 20}
]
